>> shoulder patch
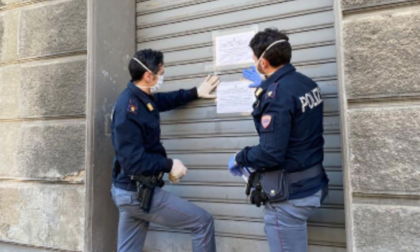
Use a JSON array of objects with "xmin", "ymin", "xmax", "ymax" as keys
[
  {"xmin": 261, "ymin": 115, "xmax": 272, "ymax": 129},
  {"xmin": 127, "ymin": 99, "xmax": 138, "ymax": 115}
]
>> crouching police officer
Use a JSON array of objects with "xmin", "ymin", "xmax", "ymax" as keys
[
  {"xmin": 111, "ymin": 49, "xmax": 219, "ymax": 252},
  {"xmin": 227, "ymin": 28, "xmax": 329, "ymax": 252}
]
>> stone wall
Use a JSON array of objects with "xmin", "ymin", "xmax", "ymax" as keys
[
  {"xmin": 337, "ymin": 0, "xmax": 420, "ymax": 251},
  {"xmin": 0, "ymin": 0, "xmax": 87, "ymax": 251}
]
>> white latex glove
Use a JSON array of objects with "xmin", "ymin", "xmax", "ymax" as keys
[
  {"xmin": 169, "ymin": 159, "xmax": 188, "ymax": 183},
  {"xmin": 198, "ymin": 74, "xmax": 220, "ymax": 99}
]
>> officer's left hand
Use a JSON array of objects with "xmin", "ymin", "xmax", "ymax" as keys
[
  {"xmin": 227, "ymin": 154, "xmax": 242, "ymax": 176},
  {"xmin": 198, "ymin": 74, "xmax": 220, "ymax": 99}
]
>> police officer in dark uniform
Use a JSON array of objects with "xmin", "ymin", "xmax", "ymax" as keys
[
  {"xmin": 227, "ymin": 28, "xmax": 329, "ymax": 252},
  {"xmin": 111, "ymin": 49, "xmax": 219, "ymax": 252}
]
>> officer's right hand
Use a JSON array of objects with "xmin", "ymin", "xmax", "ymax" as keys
[
  {"xmin": 198, "ymin": 74, "xmax": 220, "ymax": 99},
  {"xmin": 227, "ymin": 155, "xmax": 242, "ymax": 177},
  {"xmin": 169, "ymin": 159, "xmax": 188, "ymax": 183},
  {"xmin": 242, "ymin": 66, "xmax": 262, "ymax": 88}
]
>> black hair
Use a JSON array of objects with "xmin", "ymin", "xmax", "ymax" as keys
[
  {"xmin": 129, "ymin": 49, "xmax": 164, "ymax": 81},
  {"xmin": 249, "ymin": 28, "xmax": 292, "ymax": 67}
]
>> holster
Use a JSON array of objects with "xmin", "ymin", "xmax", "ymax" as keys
[
  {"xmin": 131, "ymin": 173, "xmax": 164, "ymax": 213},
  {"xmin": 246, "ymin": 172, "xmax": 268, "ymax": 207},
  {"xmin": 246, "ymin": 170, "xmax": 288, "ymax": 207}
]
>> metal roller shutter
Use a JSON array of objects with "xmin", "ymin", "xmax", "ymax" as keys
[{"xmin": 136, "ymin": 0, "xmax": 346, "ymax": 251}]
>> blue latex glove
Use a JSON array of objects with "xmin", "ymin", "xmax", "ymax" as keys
[
  {"xmin": 242, "ymin": 66, "xmax": 263, "ymax": 88},
  {"xmin": 228, "ymin": 155, "xmax": 242, "ymax": 176},
  {"xmin": 242, "ymin": 167, "xmax": 252, "ymax": 177}
]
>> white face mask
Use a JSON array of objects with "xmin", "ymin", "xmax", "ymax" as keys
[
  {"xmin": 255, "ymin": 39, "xmax": 287, "ymax": 76},
  {"xmin": 132, "ymin": 57, "xmax": 164, "ymax": 93},
  {"xmin": 151, "ymin": 75, "xmax": 164, "ymax": 93}
]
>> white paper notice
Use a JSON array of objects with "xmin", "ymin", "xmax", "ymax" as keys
[
  {"xmin": 215, "ymin": 31, "xmax": 255, "ymax": 67},
  {"xmin": 217, "ymin": 81, "xmax": 255, "ymax": 114}
]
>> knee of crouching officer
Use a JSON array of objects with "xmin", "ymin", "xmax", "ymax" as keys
[
  {"xmin": 195, "ymin": 211, "xmax": 214, "ymax": 231},
  {"xmin": 202, "ymin": 211, "xmax": 214, "ymax": 226}
]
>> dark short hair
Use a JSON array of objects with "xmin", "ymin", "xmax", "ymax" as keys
[
  {"xmin": 129, "ymin": 49, "xmax": 164, "ymax": 81},
  {"xmin": 249, "ymin": 28, "xmax": 292, "ymax": 67}
]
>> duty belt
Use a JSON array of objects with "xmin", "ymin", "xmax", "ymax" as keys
[
  {"xmin": 246, "ymin": 163, "xmax": 324, "ymax": 207},
  {"xmin": 288, "ymin": 163, "xmax": 324, "ymax": 184}
]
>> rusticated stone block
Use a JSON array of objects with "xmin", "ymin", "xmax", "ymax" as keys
[
  {"xmin": 0, "ymin": 243, "xmax": 50, "ymax": 252},
  {"xmin": 342, "ymin": 0, "xmax": 414, "ymax": 10},
  {"xmin": 0, "ymin": 66, "xmax": 21, "ymax": 119},
  {"xmin": 343, "ymin": 9, "xmax": 420, "ymax": 98},
  {"xmin": 21, "ymin": 57, "xmax": 86, "ymax": 117},
  {"xmin": 0, "ymin": 57, "xmax": 86, "ymax": 119},
  {"xmin": 0, "ymin": 123, "xmax": 19, "ymax": 174},
  {"xmin": 1, "ymin": 1, "xmax": 46, "ymax": 7},
  {"xmin": 0, "ymin": 183, "xmax": 84, "ymax": 251},
  {"xmin": 348, "ymin": 107, "xmax": 420, "ymax": 194},
  {"xmin": 0, "ymin": 121, "xmax": 86, "ymax": 179},
  {"xmin": 353, "ymin": 204, "xmax": 420, "ymax": 252},
  {"xmin": 0, "ymin": 0, "xmax": 29, "ymax": 6},
  {"xmin": 19, "ymin": 0, "xmax": 87, "ymax": 58},
  {"xmin": 0, "ymin": 10, "xmax": 19, "ymax": 62}
]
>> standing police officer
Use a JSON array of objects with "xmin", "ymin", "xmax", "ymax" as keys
[
  {"xmin": 111, "ymin": 49, "xmax": 219, "ymax": 252},
  {"xmin": 227, "ymin": 28, "xmax": 329, "ymax": 252}
]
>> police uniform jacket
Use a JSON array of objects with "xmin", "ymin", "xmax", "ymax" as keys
[
  {"xmin": 235, "ymin": 64, "xmax": 329, "ymax": 199},
  {"xmin": 111, "ymin": 81, "xmax": 199, "ymax": 191}
]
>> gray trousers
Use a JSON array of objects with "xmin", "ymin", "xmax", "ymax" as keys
[
  {"xmin": 264, "ymin": 189, "xmax": 322, "ymax": 252},
  {"xmin": 111, "ymin": 185, "xmax": 216, "ymax": 252}
]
